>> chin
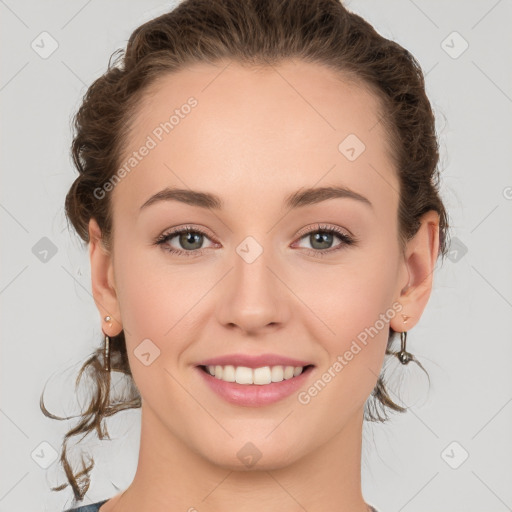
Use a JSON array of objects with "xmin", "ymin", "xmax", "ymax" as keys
[{"xmin": 198, "ymin": 435, "xmax": 304, "ymax": 471}]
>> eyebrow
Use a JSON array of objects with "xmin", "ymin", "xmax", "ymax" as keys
[{"xmin": 139, "ymin": 185, "xmax": 373, "ymax": 212}]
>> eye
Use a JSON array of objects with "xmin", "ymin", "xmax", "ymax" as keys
[
  {"xmin": 292, "ymin": 223, "xmax": 356, "ymax": 257},
  {"xmin": 154, "ymin": 225, "xmax": 217, "ymax": 257},
  {"xmin": 154, "ymin": 223, "xmax": 357, "ymax": 258}
]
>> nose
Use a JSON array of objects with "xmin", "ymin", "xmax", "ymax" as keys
[{"xmin": 216, "ymin": 242, "xmax": 291, "ymax": 335}]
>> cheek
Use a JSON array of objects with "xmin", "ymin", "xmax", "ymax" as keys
[
  {"xmin": 112, "ymin": 242, "xmax": 220, "ymax": 388},
  {"xmin": 113, "ymin": 234, "xmax": 195, "ymax": 325},
  {"xmin": 292, "ymin": 246, "xmax": 399, "ymax": 391},
  {"xmin": 296, "ymin": 265, "xmax": 395, "ymax": 416},
  {"xmin": 112, "ymin": 252, "xmax": 197, "ymax": 410},
  {"xmin": 299, "ymin": 256, "xmax": 397, "ymax": 336},
  {"xmin": 112, "ymin": 243, "xmax": 196, "ymax": 364}
]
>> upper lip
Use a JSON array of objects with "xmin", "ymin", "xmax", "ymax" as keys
[{"xmin": 196, "ymin": 353, "xmax": 314, "ymax": 369}]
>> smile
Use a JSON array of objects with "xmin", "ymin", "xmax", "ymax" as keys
[
  {"xmin": 201, "ymin": 364, "xmax": 312, "ymax": 385},
  {"xmin": 196, "ymin": 364, "xmax": 316, "ymax": 407}
]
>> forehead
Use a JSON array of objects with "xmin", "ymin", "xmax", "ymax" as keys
[{"xmin": 112, "ymin": 59, "xmax": 398, "ymax": 219}]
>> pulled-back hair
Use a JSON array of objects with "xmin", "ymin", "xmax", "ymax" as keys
[{"xmin": 41, "ymin": 0, "xmax": 450, "ymax": 502}]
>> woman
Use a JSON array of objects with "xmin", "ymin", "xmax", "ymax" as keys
[{"xmin": 42, "ymin": 0, "xmax": 450, "ymax": 510}]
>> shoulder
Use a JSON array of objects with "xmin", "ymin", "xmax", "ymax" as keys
[{"xmin": 64, "ymin": 499, "xmax": 109, "ymax": 512}]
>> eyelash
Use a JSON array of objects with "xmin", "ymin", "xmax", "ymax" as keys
[{"xmin": 154, "ymin": 223, "xmax": 357, "ymax": 258}]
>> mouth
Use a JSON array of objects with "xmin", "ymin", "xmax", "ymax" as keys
[
  {"xmin": 197, "ymin": 363, "xmax": 315, "ymax": 385},
  {"xmin": 194, "ymin": 353, "xmax": 317, "ymax": 407},
  {"xmin": 195, "ymin": 363, "xmax": 316, "ymax": 407}
]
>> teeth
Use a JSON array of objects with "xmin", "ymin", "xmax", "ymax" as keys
[{"xmin": 205, "ymin": 364, "xmax": 306, "ymax": 385}]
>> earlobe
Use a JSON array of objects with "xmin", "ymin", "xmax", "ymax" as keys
[
  {"xmin": 88, "ymin": 218, "xmax": 123, "ymax": 335},
  {"xmin": 391, "ymin": 210, "xmax": 440, "ymax": 332}
]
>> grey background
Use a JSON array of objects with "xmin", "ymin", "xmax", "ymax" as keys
[{"xmin": 1, "ymin": 1, "xmax": 511, "ymax": 511}]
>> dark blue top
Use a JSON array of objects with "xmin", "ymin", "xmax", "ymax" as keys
[{"xmin": 64, "ymin": 499, "xmax": 109, "ymax": 511}]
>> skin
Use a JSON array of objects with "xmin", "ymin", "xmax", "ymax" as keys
[{"xmin": 88, "ymin": 59, "xmax": 440, "ymax": 512}]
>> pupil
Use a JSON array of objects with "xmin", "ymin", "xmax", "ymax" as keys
[
  {"xmin": 181, "ymin": 232, "xmax": 202, "ymax": 249},
  {"xmin": 312, "ymin": 232, "xmax": 332, "ymax": 250}
]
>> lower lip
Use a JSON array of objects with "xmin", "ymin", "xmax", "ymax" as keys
[{"xmin": 196, "ymin": 365, "xmax": 315, "ymax": 407}]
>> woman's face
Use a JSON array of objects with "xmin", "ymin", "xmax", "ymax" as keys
[{"xmin": 90, "ymin": 60, "xmax": 431, "ymax": 470}]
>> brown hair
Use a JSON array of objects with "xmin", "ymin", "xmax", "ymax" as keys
[{"xmin": 41, "ymin": 0, "xmax": 450, "ymax": 502}]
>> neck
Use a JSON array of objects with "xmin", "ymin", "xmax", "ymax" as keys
[{"xmin": 106, "ymin": 403, "xmax": 370, "ymax": 512}]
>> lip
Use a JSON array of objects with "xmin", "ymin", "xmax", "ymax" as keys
[
  {"xmin": 195, "ymin": 364, "xmax": 315, "ymax": 407},
  {"xmin": 196, "ymin": 353, "xmax": 314, "ymax": 369}
]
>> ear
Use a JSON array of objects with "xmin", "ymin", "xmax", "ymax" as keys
[
  {"xmin": 88, "ymin": 217, "xmax": 123, "ymax": 336},
  {"xmin": 391, "ymin": 210, "xmax": 440, "ymax": 332}
]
